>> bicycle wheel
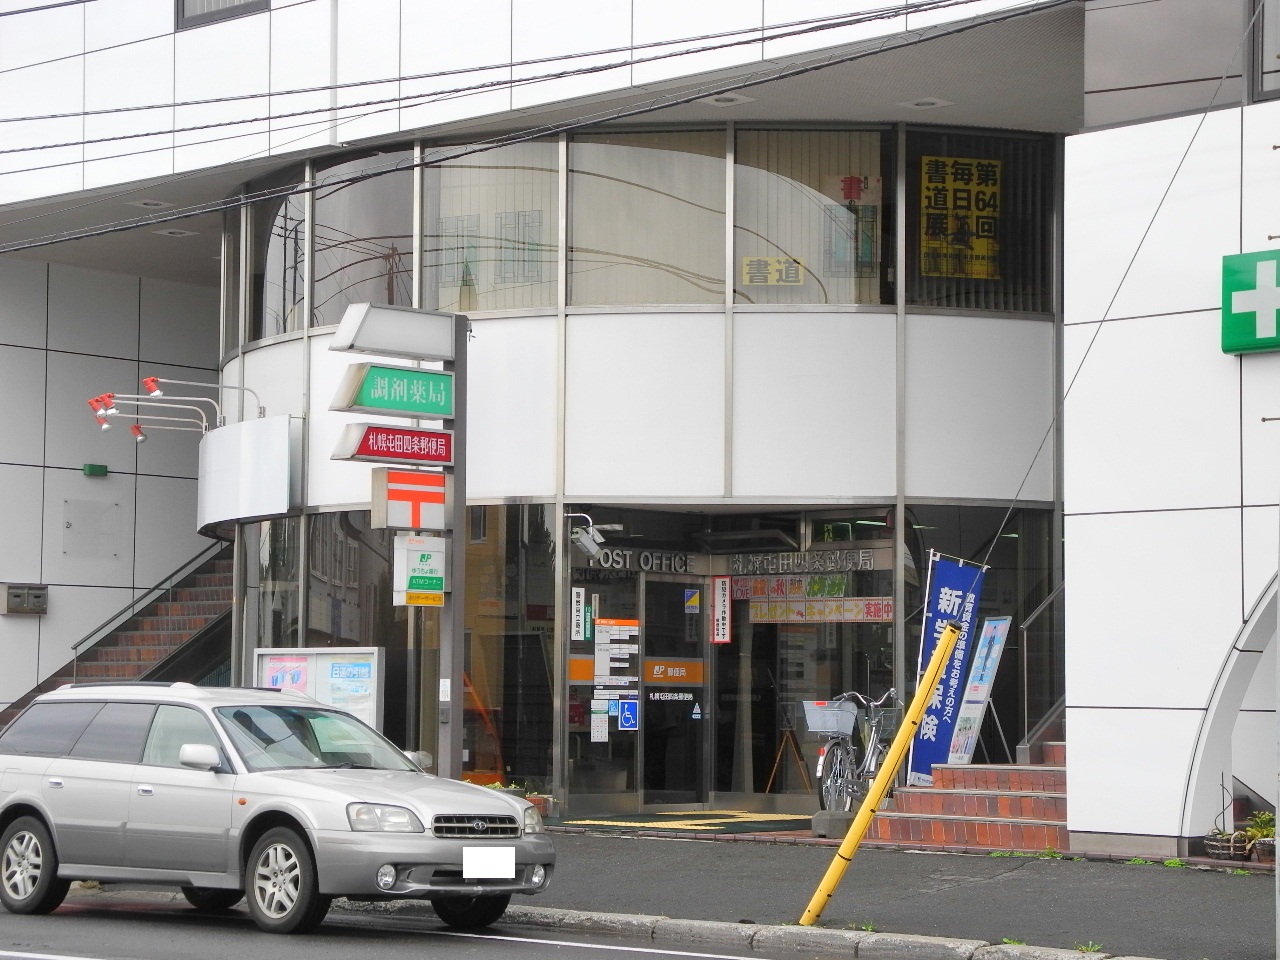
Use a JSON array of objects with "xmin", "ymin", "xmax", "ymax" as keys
[{"xmin": 819, "ymin": 740, "xmax": 857, "ymax": 812}]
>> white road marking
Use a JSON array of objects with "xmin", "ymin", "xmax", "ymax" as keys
[{"xmin": 436, "ymin": 929, "xmax": 759, "ymax": 959}]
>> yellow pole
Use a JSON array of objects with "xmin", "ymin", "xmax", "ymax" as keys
[{"xmin": 798, "ymin": 620, "xmax": 963, "ymax": 926}]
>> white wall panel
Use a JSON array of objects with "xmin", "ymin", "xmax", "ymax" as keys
[
  {"xmin": 1241, "ymin": 100, "xmax": 1280, "ymax": 255},
  {"xmin": 1063, "ymin": 312, "xmax": 1239, "ymax": 515},
  {"xmin": 1064, "ymin": 109, "xmax": 1240, "ymax": 325},
  {"xmin": 37, "ymin": 585, "xmax": 134, "ymax": 682},
  {"xmin": 0, "ymin": 615, "xmax": 40, "ymax": 709},
  {"xmin": 0, "ymin": 61, "xmax": 85, "ymax": 204},
  {"xmin": 905, "ymin": 314, "xmax": 1054, "ymax": 501},
  {"xmin": 134, "ymin": 362, "xmax": 214, "ymax": 480},
  {"xmin": 84, "ymin": 0, "xmax": 171, "ymax": 49},
  {"xmin": 632, "ymin": 1, "xmax": 762, "ymax": 87},
  {"xmin": 48, "ymin": 264, "xmax": 139, "ymax": 359},
  {"xmin": 468, "ymin": 317, "xmax": 557, "ymax": 499},
  {"xmin": 134, "ymin": 474, "xmax": 207, "ymax": 584},
  {"xmin": 241, "ymin": 339, "xmax": 306, "ymax": 419},
  {"xmin": 565, "ymin": 313, "xmax": 725, "ymax": 498},
  {"xmin": 44, "ymin": 352, "xmax": 139, "ymax": 474},
  {"xmin": 84, "ymin": 36, "xmax": 175, "ymax": 188},
  {"xmin": 140, "ymin": 278, "xmax": 220, "ymax": 368},
  {"xmin": 40, "ymin": 469, "xmax": 136, "ymax": 590},
  {"xmin": 174, "ymin": 15, "xmax": 271, "ymax": 171},
  {"xmin": 0, "ymin": 346, "xmax": 46, "ymax": 466},
  {"xmin": 0, "ymin": 464, "xmax": 44, "ymax": 583},
  {"xmin": 1240, "ymin": 349, "xmax": 1280, "ymax": 506},
  {"xmin": 333, "ymin": 0, "xmax": 400, "ymax": 144},
  {"xmin": 1241, "ymin": 506, "xmax": 1277, "ymax": 626},
  {"xmin": 733, "ymin": 312, "xmax": 894, "ymax": 498},
  {"xmin": 1064, "ymin": 508, "xmax": 1241, "ymax": 709},
  {"xmin": 401, "ymin": 0, "xmax": 511, "ymax": 128},
  {"xmin": 0, "ymin": 257, "xmax": 48, "ymax": 349},
  {"xmin": 305, "ymin": 334, "xmax": 417, "ymax": 508},
  {"xmin": 763, "ymin": 0, "xmax": 906, "ymax": 59},
  {"xmin": 270, "ymin": 2, "xmax": 334, "ymax": 153},
  {"xmin": 1233, "ymin": 707, "xmax": 1276, "ymax": 805},
  {"xmin": 1066, "ymin": 705, "xmax": 1202, "ymax": 836},
  {"xmin": 511, "ymin": 0, "xmax": 632, "ymax": 111},
  {"xmin": 0, "ymin": 2, "xmax": 82, "ymax": 71}
]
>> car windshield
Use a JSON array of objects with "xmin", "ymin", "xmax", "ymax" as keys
[{"xmin": 215, "ymin": 704, "xmax": 418, "ymax": 773}]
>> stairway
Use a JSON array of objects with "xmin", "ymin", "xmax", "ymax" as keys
[
  {"xmin": 0, "ymin": 547, "xmax": 234, "ymax": 729},
  {"xmin": 868, "ymin": 741, "xmax": 1069, "ymax": 853}
]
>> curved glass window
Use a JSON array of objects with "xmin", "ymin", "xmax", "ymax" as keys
[
  {"xmin": 313, "ymin": 151, "xmax": 415, "ymax": 328},
  {"xmin": 905, "ymin": 130, "xmax": 1054, "ymax": 313},
  {"xmin": 248, "ymin": 168, "xmax": 306, "ymax": 340},
  {"xmin": 569, "ymin": 131, "xmax": 725, "ymax": 305},
  {"xmin": 734, "ymin": 129, "xmax": 892, "ymax": 305},
  {"xmin": 423, "ymin": 141, "xmax": 559, "ymax": 312}
]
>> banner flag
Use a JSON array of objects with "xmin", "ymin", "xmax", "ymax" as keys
[
  {"xmin": 906, "ymin": 552, "xmax": 987, "ymax": 786},
  {"xmin": 947, "ymin": 616, "xmax": 1011, "ymax": 765}
]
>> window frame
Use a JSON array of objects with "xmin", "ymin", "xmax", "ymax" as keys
[{"xmin": 175, "ymin": 0, "xmax": 269, "ymax": 31}]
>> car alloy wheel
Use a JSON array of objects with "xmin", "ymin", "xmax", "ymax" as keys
[{"xmin": 0, "ymin": 817, "xmax": 70, "ymax": 915}]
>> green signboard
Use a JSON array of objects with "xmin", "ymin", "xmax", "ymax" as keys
[
  {"xmin": 332, "ymin": 363, "xmax": 454, "ymax": 418},
  {"xmin": 1223, "ymin": 250, "xmax": 1280, "ymax": 354}
]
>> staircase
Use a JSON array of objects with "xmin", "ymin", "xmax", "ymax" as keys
[
  {"xmin": 868, "ymin": 740, "xmax": 1069, "ymax": 853},
  {"xmin": 0, "ymin": 545, "xmax": 234, "ymax": 728}
]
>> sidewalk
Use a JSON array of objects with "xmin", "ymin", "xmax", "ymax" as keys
[{"xmin": 493, "ymin": 828, "xmax": 1273, "ymax": 960}]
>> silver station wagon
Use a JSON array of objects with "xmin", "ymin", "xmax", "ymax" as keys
[{"xmin": 0, "ymin": 683, "xmax": 555, "ymax": 933}]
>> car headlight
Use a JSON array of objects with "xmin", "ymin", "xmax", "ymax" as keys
[
  {"xmin": 522, "ymin": 804, "xmax": 545, "ymax": 835},
  {"xmin": 347, "ymin": 803, "xmax": 425, "ymax": 833}
]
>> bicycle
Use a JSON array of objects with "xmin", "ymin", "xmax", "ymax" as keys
[{"xmin": 803, "ymin": 689, "xmax": 901, "ymax": 812}]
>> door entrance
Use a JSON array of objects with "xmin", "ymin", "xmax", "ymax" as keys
[{"xmin": 641, "ymin": 577, "xmax": 708, "ymax": 807}]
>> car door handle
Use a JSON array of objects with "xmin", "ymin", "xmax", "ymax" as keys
[
  {"xmin": 136, "ymin": 785, "xmax": 154, "ymax": 796},
  {"xmin": 47, "ymin": 777, "xmax": 63, "ymax": 788}
]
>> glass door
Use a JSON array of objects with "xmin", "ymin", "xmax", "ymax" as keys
[{"xmin": 641, "ymin": 576, "xmax": 708, "ymax": 806}]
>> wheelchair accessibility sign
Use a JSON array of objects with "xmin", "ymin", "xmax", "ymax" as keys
[{"xmin": 618, "ymin": 698, "xmax": 639, "ymax": 731}]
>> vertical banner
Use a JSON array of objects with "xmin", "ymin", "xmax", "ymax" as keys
[
  {"xmin": 906, "ymin": 552, "xmax": 987, "ymax": 786},
  {"xmin": 920, "ymin": 156, "xmax": 1001, "ymax": 280},
  {"xmin": 947, "ymin": 616, "xmax": 1012, "ymax": 765},
  {"xmin": 570, "ymin": 588, "xmax": 586, "ymax": 645},
  {"xmin": 711, "ymin": 576, "xmax": 732, "ymax": 644}
]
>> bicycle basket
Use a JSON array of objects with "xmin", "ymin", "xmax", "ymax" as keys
[{"xmin": 802, "ymin": 700, "xmax": 858, "ymax": 737}]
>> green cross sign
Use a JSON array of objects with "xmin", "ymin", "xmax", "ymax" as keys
[{"xmin": 1223, "ymin": 250, "xmax": 1280, "ymax": 354}]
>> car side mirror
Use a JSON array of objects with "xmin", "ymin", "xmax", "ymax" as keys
[{"xmin": 179, "ymin": 742, "xmax": 223, "ymax": 771}]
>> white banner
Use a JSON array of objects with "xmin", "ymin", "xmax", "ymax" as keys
[
  {"xmin": 947, "ymin": 616, "xmax": 1012, "ymax": 765},
  {"xmin": 711, "ymin": 576, "xmax": 731, "ymax": 644}
]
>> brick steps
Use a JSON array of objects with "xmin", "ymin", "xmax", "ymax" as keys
[{"xmin": 868, "ymin": 742, "xmax": 1069, "ymax": 854}]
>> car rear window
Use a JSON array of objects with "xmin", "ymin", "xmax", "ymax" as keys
[
  {"xmin": 0, "ymin": 702, "xmax": 102, "ymax": 756},
  {"xmin": 69, "ymin": 702, "xmax": 157, "ymax": 763}
]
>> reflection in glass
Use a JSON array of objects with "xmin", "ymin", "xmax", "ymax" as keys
[
  {"xmin": 423, "ymin": 141, "xmax": 559, "ymax": 313},
  {"xmin": 734, "ymin": 130, "xmax": 891, "ymax": 305},
  {"xmin": 244, "ymin": 516, "xmax": 301, "ymax": 648},
  {"xmin": 462, "ymin": 504, "xmax": 556, "ymax": 792},
  {"xmin": 249, "ymin": 168, "xmax": 306, "ymax": 340},
  {"xmin": 1261, "ymin": 0, "xmax": 1280, "ymax": 95},
  {"xmin": 569, "ymin": 131, "xmax": 725, "ymax": 305},
  {"xmin": 313, "ymin": 152, "xmax": 414, "ymax": 328},
  {"xmin": 221, "ymin": 206, "xmax": 241, "ymax": 354}
]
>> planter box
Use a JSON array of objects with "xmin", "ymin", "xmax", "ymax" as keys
[
  {"xmin": 1254, "ymin": 838, "xmax": 1275, "ymax": 864},
  {"xmin": 1204, "ymin": 833, "xmax": 1252, "ymax": 861}
]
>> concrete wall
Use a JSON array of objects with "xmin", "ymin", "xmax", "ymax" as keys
[{"xmin": 0, "ymin": 255, "xmax": 218, "ymax": 709}]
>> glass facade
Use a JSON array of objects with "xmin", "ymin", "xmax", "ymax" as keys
[{"xmin": 227, "ymin": 121, "xmax": 1061, "ymax": 811}]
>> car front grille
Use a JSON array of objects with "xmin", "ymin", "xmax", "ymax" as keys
[{"xmin": 432, "ymin": 814, "xmax": 521, "ymax": 838}]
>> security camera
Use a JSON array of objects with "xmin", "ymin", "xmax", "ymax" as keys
[{"xmin": 571, "ymin": 526, "xmax": 604, "ymax": 559}]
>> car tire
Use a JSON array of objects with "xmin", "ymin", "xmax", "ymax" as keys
[
  {"xmin": 181, "ymin": 885, "xmax": 243, "ymax": 913},
  {"xmin": 245, "ymin": 827, "xmax": 331, "ymax": 934},
  {"xmin": 430, "ymin": 893, "xmax": 511, "ymax": 929},
  {"xmin": 0, "ymin": 816, "xmax": 70, "ymax": 916}
]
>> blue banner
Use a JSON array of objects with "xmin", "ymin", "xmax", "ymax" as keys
[{"xmin": 906, "ymin": 553, "xmax": 987, "ymax": 786}]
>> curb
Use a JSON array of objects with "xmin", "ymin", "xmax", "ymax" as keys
[{"xmin": 332, "ymin": 899, "xmax": 1169, "ymax": 960}]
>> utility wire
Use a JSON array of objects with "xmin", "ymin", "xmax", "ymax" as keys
[{"xmin": 0, "ymin": 0, "xmax": 1074, "ymax": 254}]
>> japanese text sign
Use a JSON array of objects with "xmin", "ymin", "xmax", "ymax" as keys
[
  {"xmin": 331, "ymin": 363, "xmax": 454, "ymax": 419},
  {"xmin": 907, "ymin": 553, "xmax": 987, "ymax": 786},
  {"xmin": 332, "ymin": 423, "xmax": 454, "ymax": 466},
  {"xmin": 947, "ymin": 617, "xmax": 1011, "ymax": 765},
  {"xmin": 741, "ymin": 256, "xmax": 806, "ymax": 286},
  {"xmin": 920, "ymin": 156, "xmax": 1001, "ymax": 280}
]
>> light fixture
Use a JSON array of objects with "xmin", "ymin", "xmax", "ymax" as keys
[
  {"xmin": 152, "ymin": 228, "xmax": 198, "ymax": 238},
  {"xmin": 97, "ymin": 416, "xmax": 111, "ymax": 431},
  {"xmin": 142, "ymin": 377, "xmax": 163, "ymax": 397},
  {"xmin": 130, "ymin": 424, "xmax": 147, "ymax": 444},
  {"xmin": 895, "ymin": 97, "xmax": 954, "ymax": 110},
  {"xmin": 140, "ymin": 375, "xmax": 265, "ymax": 419},
  {"xmin": 698, "ymin": 92, "xmax": 756, "ymax": 107}
]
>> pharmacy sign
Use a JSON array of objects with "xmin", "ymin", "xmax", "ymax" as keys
[{"xmin": 1223, "ymin": 250, "xmax": 1280, "ymax": 354}]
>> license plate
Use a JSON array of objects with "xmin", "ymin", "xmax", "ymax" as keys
[{"xmin": 463, "ymin": 846, "xmax": 515, "ymax": 879}]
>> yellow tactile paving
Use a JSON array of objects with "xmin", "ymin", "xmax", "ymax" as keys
[{"xmin": 562, "ymin": 810, "xmax": 813, "ymax": 831}]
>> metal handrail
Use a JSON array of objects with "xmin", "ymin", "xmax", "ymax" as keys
[
  {"xmin": 72, "ymin": 539, "xmax": 231, "ymax": 680},
  {"xmin": 1018, "ymin": 579, "xmax": 1064, "ymax": 743}
]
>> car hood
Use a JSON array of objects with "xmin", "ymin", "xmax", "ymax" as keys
[{"xmin": 262, "ymin": 768, "xmax": 526, "ymax": 815}]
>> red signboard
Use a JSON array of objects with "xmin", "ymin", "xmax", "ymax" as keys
[{"xmin": 333, "ymin": 423, "xmax": 454, "ymax": 466}]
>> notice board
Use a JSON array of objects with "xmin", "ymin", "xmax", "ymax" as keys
[{"xmin": 253, "ymin": 646, "xmax": 385, "ymax": 732}]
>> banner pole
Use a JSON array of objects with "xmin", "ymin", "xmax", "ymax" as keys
[{"xmin": 798, "ymin": 619, "xmax": 963, "ymax": 927}]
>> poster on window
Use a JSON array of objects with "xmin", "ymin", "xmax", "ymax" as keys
[
  {"xmin": 919, "ymin": 156, "xmax": 1001, "ymax": 280},
  {"xmin": 906, "ymin": 552, "xmax": 987, "ymax": 786},
  {"xmin": 946, "ymin": 616, "xmax": 1011, "ymax": 765}
]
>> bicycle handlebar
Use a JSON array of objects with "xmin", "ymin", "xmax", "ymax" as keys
[{"xmin": 831, "ymin": 687, "xmax": 898, "ymax": 708}]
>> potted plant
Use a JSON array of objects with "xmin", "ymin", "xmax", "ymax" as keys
[{"xmin": 1247, "ymin": 810, "xmax": 1275, "ymax": 865}]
